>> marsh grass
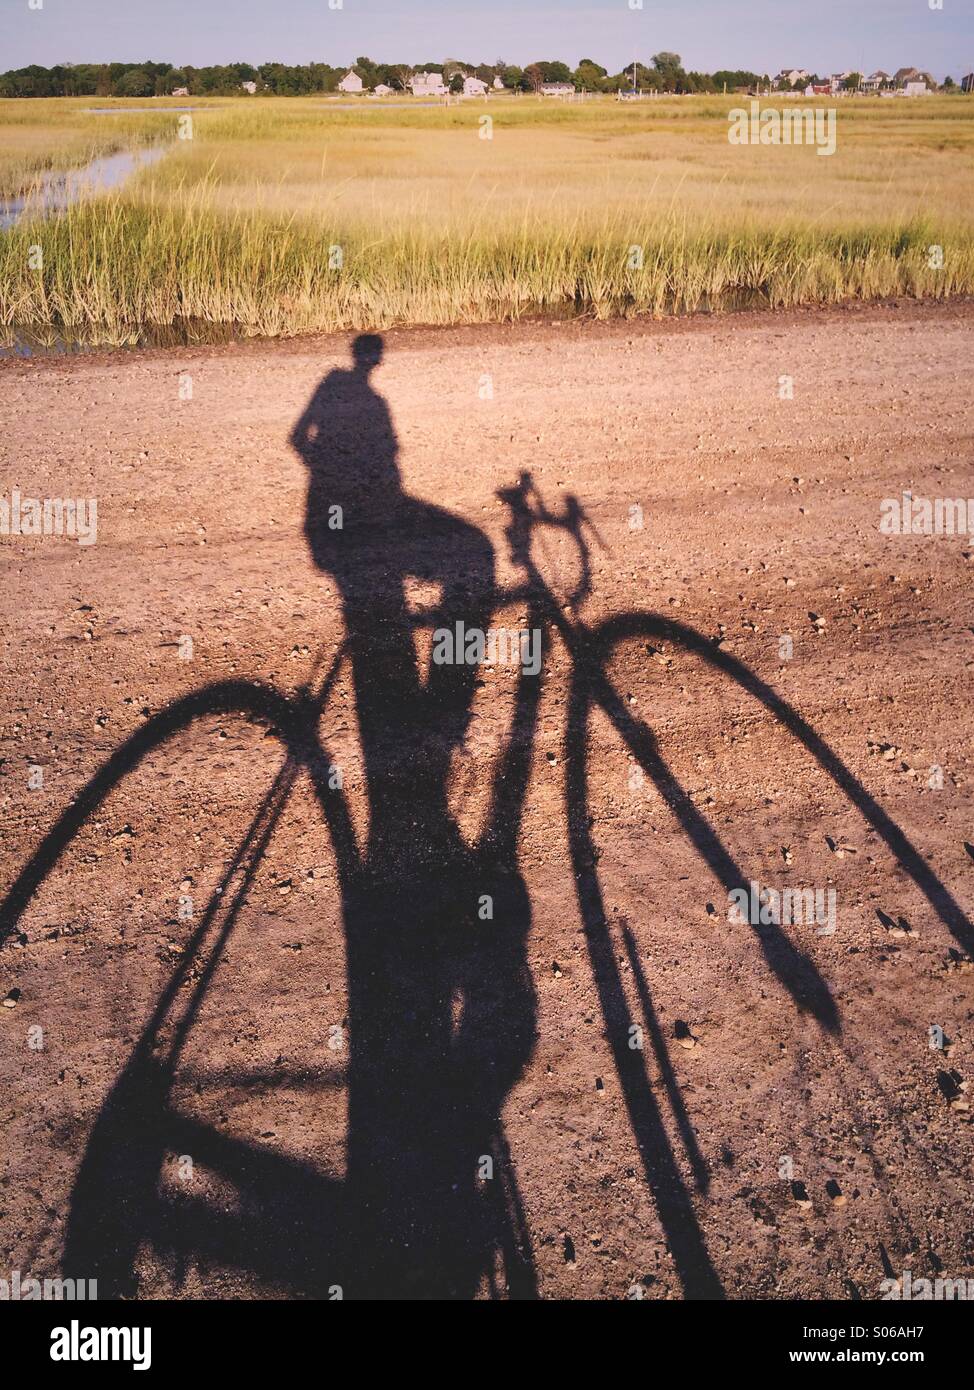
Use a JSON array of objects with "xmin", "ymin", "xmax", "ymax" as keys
[
  {"xmin": 4, "ymin": 195, "xmax": 968, "ymax": 344},
  {"xmin": 0, "ymin": 104, "xmax": 182, "ymax": 197},
  {"xmin": 1, "ymin": 95, "xmax": 973, "ymax": 341}
]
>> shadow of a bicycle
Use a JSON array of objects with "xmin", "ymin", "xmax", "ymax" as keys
[
  {"xmin": 2, "ymin": 552, "xmax": 972, "ymax": 1299},
  {"xmin": 4, "ymin": 332, "xmax": 973, "ymax": 1303}
]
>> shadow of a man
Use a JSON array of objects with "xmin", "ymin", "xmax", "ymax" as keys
[
  {"xmin": 291, "ymin": 333, "xmax": 495, "ymax": 828},
  {"xmin": 291, "ymin": 334, "xmax": 537, "ymax": 1297}
]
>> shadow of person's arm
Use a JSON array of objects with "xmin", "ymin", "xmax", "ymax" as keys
[{"xmin": 289, "ymin": 381, "xmax": 328, "ymax": 462}]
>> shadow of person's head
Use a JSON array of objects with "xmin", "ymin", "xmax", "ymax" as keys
[{"xmin": 352, "ymin": 333, "xmax": 384, "ymax": 376}]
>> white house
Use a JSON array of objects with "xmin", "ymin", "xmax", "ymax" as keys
[
  {"xmin": 241, "ymin": 81, "xmax": 257, "ymax": 95},
  {"xmin": 904, "ymin": 81, "xmax": 929, "ymax": 96},
  {"xmin": 493, "ymin": 75, "xmax": 505, "ymax": 90},
  {"xmin": 372, "ymin": 83, "xmax": 393, "ymax": 96},
  {"xmin": 861, "ymin": 70, "xmax": 890, "ymax": 93},
  {"xmin": 775, "ymin": 68, "xmax": 810, "ymax": 89},
  {"xmin": 463, "ymin": 76, "xmax": 489, "ymax": 97},
  {"xmin": 338, "ymin": 70, "xmax": 364, "ymax": 94},
  {"xmin": 171, "ymin": 86, "xmax": 189, "ymax": 97},
  {"xmin": 411, "ymin": 71, "xmax": 447, "ymax": 97},
  {"xmin": 541, "ymin": 82, "xmax": 575, "ymax": 96}
]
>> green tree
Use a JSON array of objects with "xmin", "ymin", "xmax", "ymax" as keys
[
  {"xmin": 115, "ymin": 68, "xmax": 155, "ymax": 97},
  {"xmin": 652, "ymin": 50, "xmax": 684, "ymax": 89},
  {"xmin": 713, "ymin": 69, "xmax": 761, "ymax": 92},
  {"xmin": 539, "ymin": 61, "xmax": 572, "ymax": 84},
  {"xmin": 574, "ymin": 59, "xmax": 607, "ymax": 91},
  {"xmin": 612, "ymin": 61, "xmax": 656, "ymax": 91}
]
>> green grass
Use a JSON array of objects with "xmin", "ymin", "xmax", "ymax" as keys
[{"xmin": 2, "ymin": 94, "xmax": 973, "ymax": 343}]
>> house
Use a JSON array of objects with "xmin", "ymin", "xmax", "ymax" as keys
[
  {"xmin": 804, "ymin": 83, "xmax": 832, "ymax": 97},
  {"xmin": 903, "ymin": 81, "xmax": 930, "ymax": 96},
  {"xmin": 171, "ymin": 86, "xmax": 189, "ymax": 97},
  {"xmin": 774, "ymin": 68, "xmax": 810, "ymax": 89},
  {"xmin": 338, "ymin": 70, "xmax": 364, "ymax": 94},
  {"xmin": 493, "ymin": 75, "xmax": 505, "ymax": 90},
  {"xmin": 411, "ymin": 71, "xmax": 447, "ymax": 97},
  {"xmin": 240, "ymin": 81, "xmax": 257, "ymax": 95},
  {"xmin": 893, "ymin": 66, "xmax": 934, "ymax": 88},
  {"xmin": 372, "ymin": 83, "xmax": 393, "ymax": 96},
  {"xmin": 541, "ymin": 82, "xmax": 576, "ymax": 96},
  {"xmin": 860, "ymin": 70, "xmax": 890, "ymax": 93},
  {"xmin": 829, "ymin": 71, "xmax": 852, "ymax": 93},
  {"xmin": 463, "ymin": 75, "xmax": 488, "ymax": 97},
  {"xmin": 963, "ymin": 73, "xmax": 974, "ymax": 93}
]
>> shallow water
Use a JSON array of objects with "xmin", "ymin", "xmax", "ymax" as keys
[
  {"xmin": 315, "ymin": 101, "xmax": 446, "ymax": 109},
  {"xmin": 0, "ymin": 145, "xmax": 169, "ymax": 230},
  {"xmin": 85, "ymin": 106, "xmax": 200, "ymax": 113}
]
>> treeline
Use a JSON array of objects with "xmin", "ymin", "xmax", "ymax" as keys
[{"xmin": 0, "ymin": 53, "xmax": 770, "ymax": 98}]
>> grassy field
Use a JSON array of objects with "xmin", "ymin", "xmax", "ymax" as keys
[{"xmin": 1, "ymin": 94, "xmax": 973, "ymax": 344}]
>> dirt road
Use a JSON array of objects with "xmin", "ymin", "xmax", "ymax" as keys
[{"xmin": 1, "ymin": 299, "xmax": 973, "ymax": 1299}]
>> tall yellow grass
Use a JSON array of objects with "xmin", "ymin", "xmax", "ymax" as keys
[{"xmin": 1, "ymin": 95, "xmax": 972, "ymax": 342}]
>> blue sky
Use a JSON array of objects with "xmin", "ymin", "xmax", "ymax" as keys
[{"xmin": 2, "ymin": 0, "xmax": 972, "ymax": 79}]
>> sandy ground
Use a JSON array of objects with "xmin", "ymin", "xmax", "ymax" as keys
[{"xmin": 1, "ymin": 298, "xmax": 973, "ymax": 1301}]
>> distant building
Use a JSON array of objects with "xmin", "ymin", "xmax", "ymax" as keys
[
  {"xmin": 903, "ymin": 81, "xmax": 930, "ymax": 96},
  {"xmin": 463, "ymin": 76, "xmax": 489, "ymax": 97},
  {"xmin": 541, "ymin": 82, "xmax": 576, "ymax": 96},
  {"xmin": 493, "ymin": 75, "xmax": 505, "ymax": 90},
  {"xmin": 338, "ymin": 70, "xmax": 364, "ymax": 94},
  {"xmin": 894, "ymin": 66, "xmax": 934, "ymax": 89},
  {"xmin": 861, "ymin": 70, "xmax": 890, "ymax": 93},
  {"xmin": 774, "ymin": 68, "xmax": 810, "ymax": 89},
  {"xmin": 963, "ymin": 73, "xmax": 974, "ymax": 93},
  {"xmin": 804, "ymin": 83, "xmax": 832, "ymax": 97},
  {"xmin": 171, "ymin": 87, "xmax": 189, "ymax": 97},
  {"xmin": 411, "ymin": 71, "xmax": 447, "ymax": 97},
  {"xmin": 372, "ymin": 83, "xmax": 393, "ymax": 96},
  {"xmin": 241, "ymin": 81, "xmax": 257, "ymax": 95}
]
